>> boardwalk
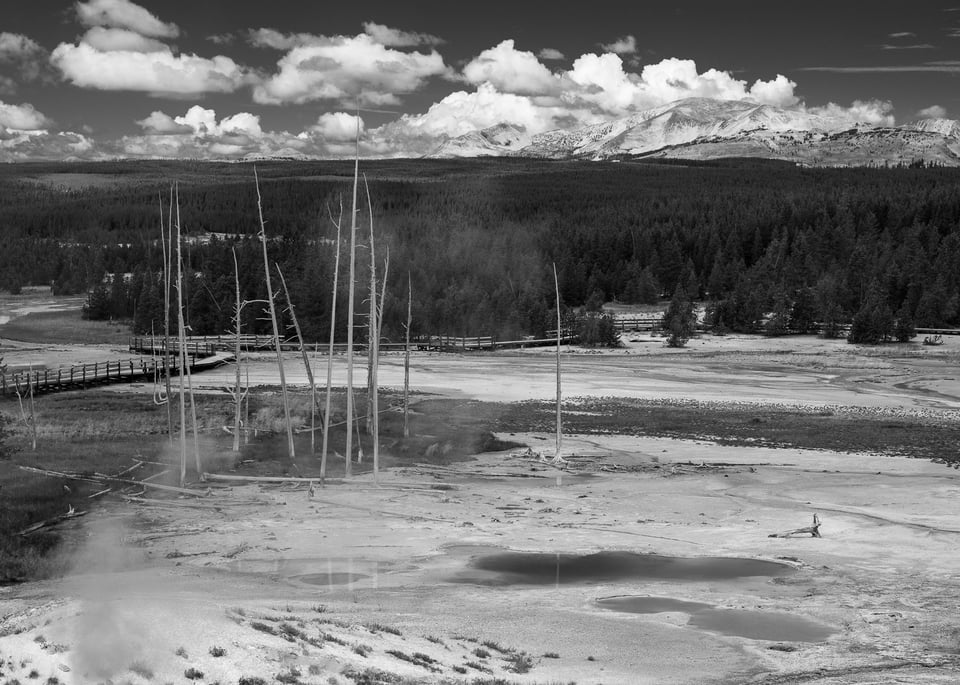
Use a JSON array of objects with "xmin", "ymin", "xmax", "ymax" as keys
[{"xmin": 0, "ymin": 352, "xmax": 234, "ymax": 398}]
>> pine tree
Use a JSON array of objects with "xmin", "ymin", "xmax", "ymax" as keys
[{"xmin": 662, "ymin": 284, "xmax": 696, "ymax": 347}]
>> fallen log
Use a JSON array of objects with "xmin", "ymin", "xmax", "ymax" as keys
[
  {"xmin": 202, "ymin": 473, "xmax": 454, "ymax": 489},
  {"xmin": 18, "ymin": 465, "xmax": 209, "ymax": 497},
  {"xmin": 18, "ymin": 507, "xmax": 86, "ymax": 536},
  {"xmin": 769, "ymin": 513, "xmax": 822, "ymax": 538}
]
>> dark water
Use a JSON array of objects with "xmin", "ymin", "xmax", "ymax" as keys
[
  {"xmin": 597, "ymin": 595, "xmax": 835, "ymax": 642},
  {"xmin": 449, "ymin": 550, "xmax": 794, "ymax": 586}
]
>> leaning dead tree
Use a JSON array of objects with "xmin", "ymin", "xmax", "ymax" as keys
[
  {"xmin": 277, "ymin": 264, "xmax": 317, "ymax": 453},
  {"xmin": 321, "ymin": 198, "xmax": 343, "ymax": 479},
  {"xmin": 254, "ymin": 168, "xmax": 296, "ymax": 466},
  {"xmin": 769, "ymin": 513, "xmax": 822, "ymax": 538}
]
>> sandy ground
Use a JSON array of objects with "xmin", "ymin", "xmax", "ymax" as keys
[{"xmin": 2, "ymin": 329, "xmax": 960, "ymax": 683}]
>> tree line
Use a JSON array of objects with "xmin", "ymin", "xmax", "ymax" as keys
[{"xmin": 2, "ymin": 158, "xmax": 960, "ymax": 344}]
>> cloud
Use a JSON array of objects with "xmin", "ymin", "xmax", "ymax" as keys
[
  {"xmin": 462, "ymin": 40, "xmax": 558, "ymax": 95},
  {"xmin": 888, "ymin": 31, "xmax": 917, "ymax": 38},
  {"xmin": 80, "ymin": 26, "xmax": 168, "ymax": 52},
  {"xmin": 207, "ymin": 33, "xmax": 235, "ymax": 45},
  {"xmin": 0, "ymin": 100, "xmax": 53, "ymax": 130},
  {"xmin": 808, "ymin": 99, "xmax": 896, "ymax": 127},
  {"xmin": 0, "ymin": 32, "xmax": 51, "ymax": 84},
  {"xmin": 801, "ymin": 62, "xmax": 960, "ymax": 72},
  {"xmin": 51, "ymin": 41, "xmax": 250, "ymax": 96},
  {"xmin": 75, "ymin": 0, "xmax": 178, "ymax": 39},
  {"xmin": 566, "ymin": 55, "xmax": 799, "ymax": 112},
  {"xmin": 135, "ymin": 110, "xmax": 192, "ymax": 134},
  {"xmin": 538, "ymin": 48, "xmax": 565, "ymax": 61},
  {"xmin": 361, "ymin": 21, "xmax": 444, "ymax": 47},
  {"xmin": 0, "ymin": 75, "xmax": 16, "ymax": 95},
  {"xmin": 248, "ymin": 28, "xmax": 324, "ymax": 50},
  {"xmin": 880, "ymin": 43, "xmax": 935, "ymax": 50},
  {"xmin": 0, "ymin": 130, "xmax": 96, "ymax": 161},
  {"xmin": 253, "ymin": 32, "xmax": 448, "ymax": 105},
  {"xmin": 600, "ymin": 35, "xmax": 637, "ymax": 54},
  {"xmin": 311, "ymin": 112, "xmax": 365, "ymax": 141},
  {"xmin": 917, "ymin": 104, "xmax": 947, "ymax": 119}
]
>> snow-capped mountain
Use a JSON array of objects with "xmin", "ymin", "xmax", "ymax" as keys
[
  {"xmin": 430, "ymin": 123, "xmax": 531, "ymax": 158},
  {"xmin": 427, "ymin": 98, "xmax": 960, "ymax": 166}
]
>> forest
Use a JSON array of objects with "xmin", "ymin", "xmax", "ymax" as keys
[{"xmin": 2, "ymin": 157, "xmax": 960, "ymax": 344}]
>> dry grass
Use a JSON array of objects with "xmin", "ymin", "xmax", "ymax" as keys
[{"xmin": 0, "ymin": 310, "xmax": 129, "ymax": 345}]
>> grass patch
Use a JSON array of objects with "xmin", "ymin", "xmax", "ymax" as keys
[
  {"xmin": 183, "ymin": 668, "xmax": 203, "ymax": 681},
  {"xmin": 209, "ymin": 645, "xmax": 226, "ymax": 657},
  {"xmin": 0, "ymin": 309, "xmax": 128, "ymax": 346},
  {"xmin": 504, "ymin": 650, "xmax": 535, "ymax": 673},
  {"xmin": 238, "ymin": 679, "xmax": 267, "ymax": 685},
  {"xmin": 364, "ymin": 623, "xmax": 401, "ymax": 636},
  {"xmin": 250, "ymin": 621, "xmax": 277, "ymax": 636},
  {"xmin": 384, "ymin": 650, "xmax": 439, "ymax": 672},
  {"xmin": 472, "ymin": 647, "xmax": 490, "ymax": 658}
]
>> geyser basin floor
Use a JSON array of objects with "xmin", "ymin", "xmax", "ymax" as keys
[
  {"xmin": 597, "ymin": 595, "xmax": 837, "ymax": 642},
  {"xmin": 448, "ymin": 549, "xmax": 794, "ymax": 586}
]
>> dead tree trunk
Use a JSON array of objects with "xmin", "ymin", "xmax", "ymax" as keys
[
  {"xmin": 403, "ymin": 272, "xmax": 412, "ymax": 438},
  {"xmin": 254, "ymin": 167, "xmax": 296, "ymax": 467},
  {"xmin": 769, "ymin": 513, "xmax": 822, "ymax": 538},
  {"xmin": 344, "ymin": 118, "xmax": 360, "ymax": 478},
  {"xmin": 321, "ymin": 199, "xmax": 343, "ymax": 479},
  {"xmin": 277, "ymin": 264, "xmax": 316, "ymax": 453},
  {"xmin": 552, "ymin": 263, "xmax": 563, "ymax": 464},
  {"xmin": 230, "ymin": 248, "xmax": 246, "ymax": 453},
  {"xmin": 159, "ymin": 191, "xmax": 174, "ymax": 441}
]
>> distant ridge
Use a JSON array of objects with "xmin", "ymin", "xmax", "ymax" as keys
[{"xmin": 427, "ymin": 97, "xmax": 960, "ymax": 167}]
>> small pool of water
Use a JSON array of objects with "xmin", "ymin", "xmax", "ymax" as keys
[
  {"xmin": 294, "ymin": 572, "xmax": 370, "ymax": 586},
  {"xmin": 449, "ymin": 550, "xmax": 793, "ymax": 586},
  {"xmin": 597, "ymin": 595, "xmax": 835, "ymax": 642}
]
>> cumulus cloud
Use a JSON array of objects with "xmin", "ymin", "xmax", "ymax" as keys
[
  {"xmin": 0, "ymin": 100, "xmax": 52, "ymax": 130},
  {"xmin": 136, "ymin": 110, "xmax": 191, "ymax": 134},
  {"xmin": 53, "ymin": 2, "xmax": 250, "ymax": 96},
  {"xmin": 253, "ymin": 32, "xmax": 448, "ymax": 105},
  {"xmin": 0, "ymin": 130, "xmax": 96, "ymax": 161},
  {"xmin": 600, "ymin": 35, "xmax": 637, "ymax": 54},
  {"xmin": 312, "ymin": 112, "xmax": 365, "ymax": 141},
  {"xmin": 52, "ymin": 42, "xmax": 250, "ymax": 96},
  {"xmin": 75, "ymin": 0, "xmax": 179, "ymax": 38},
  {"xmin": 462, "ymin": 40, "xmax": 558, "ymax": 95},
  {"xmin": 0, "ymin": 32, "xmax": 51, "ymax": 84},
  {"xmin": 565, "ymin": 55, "xmax": 799, "ymax": 113},
  {"xmin": 917, "ymin": 104, "xmax": 947, "ymax": 119},
  {"xmin": 248, "ymin": 28, "xmax": 324, "ymax": 50},
  {"xmin": 538, "ymin": 48, "xmax": 565, "ymax": 61},
  {"xmin": 808, "ymin": 99, "xmax": 896, "ymax": 127},
  {"xmin": 80, "ymin": 26, "xmax": 167, "ymax": 52},
  {"xmin": 361, "ymin": 21, "xmax": 444, "ymax": 47}
]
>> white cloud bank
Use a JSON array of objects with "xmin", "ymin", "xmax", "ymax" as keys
[{"xmin": 51, "ymin": 0, "xmax": 251, "ymax": 96}]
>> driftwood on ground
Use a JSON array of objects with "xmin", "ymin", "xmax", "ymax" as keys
[
  {"xmin": 769, "ymin": 513, "xmax": 822, "ymax": 538},
  {"xmin": 18, "ymin": 507, "xmax": 86, "ymax": 536}
]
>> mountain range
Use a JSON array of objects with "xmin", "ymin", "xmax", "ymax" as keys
[{"xmin": 428, "ymin": 98, "xmax": 960, "ymax": 166}]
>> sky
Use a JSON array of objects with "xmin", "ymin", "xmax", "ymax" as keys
[{"xmin": 3, "ymin": 0, "xmax": 960, "ymax": 161}]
